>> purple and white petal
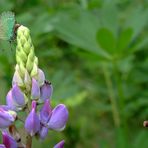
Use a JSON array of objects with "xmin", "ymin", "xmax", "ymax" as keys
[
  {"xmin": 25, "ymin": 101, "xmax": 40, "ymax": 136},
  {"xmin": 31, "ymin": 78, "xmax": 40, "ymax": 100},
  {"xmin": 0, "ymin": 108, "xmax": 16, "ymax": 129},
  {"xmin": 39, "ymin": 99, "xmax": 52, "ymax": 124},
  {"xmin": 37, "ymin": 69, "xmax": 45, "ymax": 86},
  {"xmin": 47, "ymin": 104, "xmax": 68, "ymax": 131},
  {"xmin": 11, "ymin": 84, "xmax": 25, "ymax": 108},
  {"xmin": 0, "ymin": 144, "xmax": 6, "ymax": 148}
]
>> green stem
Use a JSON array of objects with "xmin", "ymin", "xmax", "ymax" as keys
[
  {"xmin": 112, "ymin": 61, "xmax": 125, "ymax": 117},
  {"xmin": 112, "ymin": 60, "xmax": 129, "ymax": 147},
  {"xmin": 102, "ymin": 63, "xmax": 120, "ymax": 127},
  {"xmin": 26, "ymin": 134, "xmax": 32, "ymax": 148}
]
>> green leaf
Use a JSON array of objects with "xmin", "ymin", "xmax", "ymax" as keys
[
  {"xmin": 48, "ymin": 7, "xmax": 111, "ymax": 59},
  {"xmin": 125, "ymin": 7, "xmax": 148, "ymax": 39},
  {"xmin": 117, "ymin": 28, "xmax": 133, "ymax": 51},
  {"xmin": 96, "ymin": 28, "xmax": 116, "ymax": 54}
]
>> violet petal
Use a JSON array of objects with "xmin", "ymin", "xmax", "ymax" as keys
[
  {"xmin": 2, "ymin": 131, "xmax": 17, "ymax": 148},
  {"xmin": 31, "ymin": 78, "xmax": 40, "ymax": 100},
  {"xmin": 0, "ymin": 108, "xmax": 16, "ymax": 129},
  {"xmin": 39, "ymin": 99, "xmax": 52, "ymax": 124},
  {"xmin": 39, "ymin": 126, "xmax": 48, "ymax": 140},
  {"xmin": 11, "ymin": 84, "xmax": 25, "ymax": 107},
  {"xmin": 25, "ymin": 101, "xmax": 40, "ymax": 136},
  {"xmin": 54, "ymin": 140, "xmax": 65, "ymax": 148},
  {"xmin": 40, "ymin": 81, "xmax": 53, "ymax": 102},
  {"xmin": 6, "ymin": 90, "xmax": 17, "ymax": 111},
  {"xmin": 47, "ymin": 104, "xmax": 68, "ymax": 131},
  {"xmin": 0, "ymin": 144, "xmax": 6, "ymax": 148}
]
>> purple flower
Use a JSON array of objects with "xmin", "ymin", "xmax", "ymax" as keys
[
  {"xmin": 0, "ymin": 108, "xmax": 16, "ymax": 129},
  {"xmin": 54, "ymin": 140, "xmax": 65, "ymax": 148},
  {"xmin": 39, "ymin": 126, "xmax": 49, "ymax": 140},
  {"xmin": 39, "ymin": 99, "xmax": 52, "ymax": 124},
  {"xmin": 40, "ymin": 101, "xmax": 68, "ymax": 131},
  {"xmin": 25, "ymin": 101, "xmax": 40, "ymax": 136},
  {"xmin": 47, "ymin": 104, "xmax": 68, "ymax": 131},
  {"xmin": 0, "ymin": 144, "xmax": 6, "ymax": 148},
  {"xmin": 6, "ymin": 84, "xmax": 26, "ymax": 111},
  {"xmin": 39, "ymin": 100, "xmax": 51, "ymax": 139},
  {"xmin": 2, "ymin": 131, "xmax": 17, "ymax": 148},
  {"xmin": 39, "ymin": 81, "xmax": 53, "ymax": 102},
  {"xmin": 31, "ymin": 78, "xmax": 40, "ymax": 100}
]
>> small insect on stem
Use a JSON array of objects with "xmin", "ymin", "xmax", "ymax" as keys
[
  {"xmin": 9, "ymin": 23, "xmax": 21, "ymax": 50},
  {"xmin": 143, "ymin": 121, "xmax": 148, "ymax": 127}
]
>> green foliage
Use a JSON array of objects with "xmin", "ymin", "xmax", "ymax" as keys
[{"xmin": 0, "ymin": 0, "xmax": 148, "ymax": 147}]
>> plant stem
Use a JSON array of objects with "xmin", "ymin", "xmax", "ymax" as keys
[
  {"xmin": 26, "ymin": 135, "xmax": 32, "ymax": 148},
  {"xmin": 112, "ymin": 60, "xmax": 129, "ymax": 147},
  {"xmin": 102, "ymin": 63, "xmax": 120, "ymax": 127},
  {"xmin": 112, "ymin": 61, "xmax": 125, "ymax": 118},
  {"xmin": 25, "ymin": 93, "xmax": 32, "ymax": 148}
]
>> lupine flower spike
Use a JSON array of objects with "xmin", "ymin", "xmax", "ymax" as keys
[{"xmin": 0, "ymin": 11, "xmax": 68, "ymax": 148}]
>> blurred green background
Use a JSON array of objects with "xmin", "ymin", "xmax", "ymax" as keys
[{"xmin": 0, "ymin": 0, "xmax": 148, "ymax": 147}]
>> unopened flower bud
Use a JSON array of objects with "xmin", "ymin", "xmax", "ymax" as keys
[
  {"xmin": 6, "ymin": 84, "xmax": 26, "ymax": 111},
  {"xmin": 39, "ymin": 81, "xmax": 53, "ymax": 103},
  {"xmin": 31, "ymin": 78, "xmax": 40, "ymax": 100}
]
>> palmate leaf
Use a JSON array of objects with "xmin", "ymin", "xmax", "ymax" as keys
[
  {"xmin": 49, "ymin": 8, "xmax": 111, "ymax": 60},
  {"xmin": 0, "ymin": 11, "xmax": 15, "ymax": 40}
]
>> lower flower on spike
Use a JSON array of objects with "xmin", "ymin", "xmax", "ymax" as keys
[
  {"xmin": 47, "ymin": 104, "xmax": 68, "ymax": 131},
  {"xmin": 0, "ymin": 107, "xmax": 16, "ymax": 129},
  {"xmin": 0, "ymin": 144, "xmax": 6, "ymax": 148},
  {"xmin": 2, "ymin": 131, "xmax": 17, "ymax": 148},
  {"xmin": 39, "ymin": 126, "xmax": 49, "ymax": 140},
  {"xmin": 25, "ymin": 101, "xmax": 40, "ymax": 136}
]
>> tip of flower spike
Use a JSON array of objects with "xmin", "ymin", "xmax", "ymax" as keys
[{"xmin": 17, "ymin": 25, "xmax": 30, "ymax": 34}]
